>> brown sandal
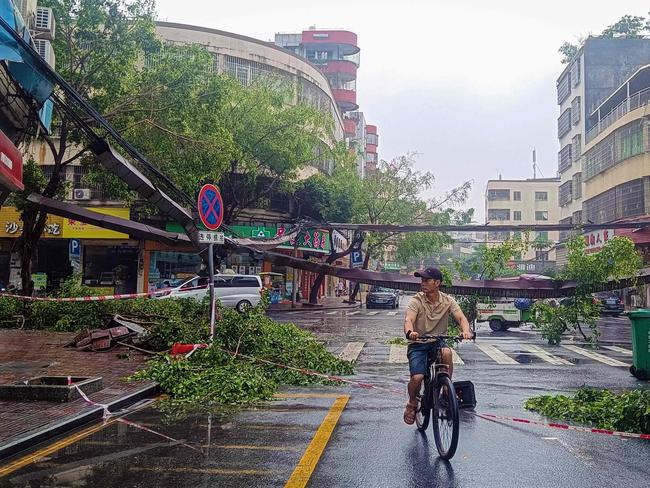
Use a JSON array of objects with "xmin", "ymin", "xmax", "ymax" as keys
[{"xmin": 403, "ymin": 402, "xmax": 417, "ymax": 425}]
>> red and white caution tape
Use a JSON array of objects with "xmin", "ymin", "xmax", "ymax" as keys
[
  {"xmin": 474, "ymin": 412, "xmax": 650, "ymax": 441},
  {"xmin": 114, "ymin": 417, "xmax": 201, "ymax": 452},
  {"xmin": 0, "ymin": 285, "xmax": 210, "ymax": 302},
  {"xmin": 68, "ymin": 377, "xmax": 111, "ymax": 419}
]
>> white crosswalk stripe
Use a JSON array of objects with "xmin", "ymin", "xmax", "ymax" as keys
[
  {"xmin": 520, "ymin": 344, "xmax": 573, "ymax": 366},
  {"xmin": 388, "ymin": 344, "xmax": 408, "ymax": 363},
  {"xmin": 338, "ymin": 342, "xmax": 365, "ymax": 362},
  {"xmin": 562, "ymin": 345, "xmax": 629, "ymax": 367},
  {"xmin": 346, "ymin": 311, "xmax": 361, "ymax": 316},
  {"xmin": 476, "ymin": 343, "xmax": 518, "ymax": 365},
  {"xmin": 602, "ymin": 345, "xmax": 633, "ymax": 356},
  {"xmin": 387, "ymin": 311, "xmax": 399, "ymax": 316},
  {"xmin": 325, "ymin": 311, "xmax": 338, "ymax": 315},
  {"xmin": 451, "ymin": 348, "xmax": 465, "ymax": 365},
  {"xmin": 366, "ymin": 311, "xmax": 380, "ymax": 316}
]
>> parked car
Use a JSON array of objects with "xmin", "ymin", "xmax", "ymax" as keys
[
  {"xmin": 366, "ymin": 286, "xmax": 400, "ymax": 309},
  {"xmin": 596, "ymin": 295, "xmax": 625, "ymax": 316},
  {"xmin": 159, "ymin": 274, "xmax": 263, "ymax": 312}
]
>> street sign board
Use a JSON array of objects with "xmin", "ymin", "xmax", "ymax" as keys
[
  {"xmin": 69, "ymin": 238, "xmax": 81, "ymax": 259},
  {"xmin": 199, "ymin": 231, "xmax": 225, "ymax": 244},
  {"xmin": 197, "ymin": 184, "xmax": 224, "ymax": 231},
  {"xmin": 351, "ymin": 250, "xmax": 363, "ymax": 268}
]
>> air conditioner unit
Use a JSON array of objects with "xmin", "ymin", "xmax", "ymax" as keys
[
  {"xmin": 33, "ymin": 39, "xmax": 55, "ymax": 67},
  {"xmin": 34, "ymin": 7, "xmax": 55, "ymax": 40},
  {"xmin": 73, "ymin": 189, "xmax": 92, "ymax": 200}
]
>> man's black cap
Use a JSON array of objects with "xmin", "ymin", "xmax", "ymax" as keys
[{"xmin": 414, "ymin": 267, "xmax": 443, "ymax": 280}]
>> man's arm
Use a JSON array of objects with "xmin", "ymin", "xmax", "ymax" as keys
[
  {"xmin": 404, "ymin": 309, "xmax": 418, "ymax": 340},
  {"xmin": 452, "ymin": 308, "xmax": 473, "ymax": 340}
]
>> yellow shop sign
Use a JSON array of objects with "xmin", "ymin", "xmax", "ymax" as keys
[
  {"xmin": 62, "ymin": 207, "xmax": 130, "ymax": 239},
  {"xmin": 0, "ymin": 207, "xmax": 63, "ymax": 238}
]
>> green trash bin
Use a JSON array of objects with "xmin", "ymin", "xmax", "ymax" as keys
[{"xmin": 627, "ymin": 310, "xmax": 650, "ymax": 380}]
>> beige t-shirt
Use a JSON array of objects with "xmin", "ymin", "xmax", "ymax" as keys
[{"xmin": 406, "ymin": 291, "xmax": 461, "ymax": 338}]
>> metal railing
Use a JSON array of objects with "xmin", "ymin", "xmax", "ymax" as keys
[{"xmin": 586, "ymin": 87, "xmax": 650, "ymax": 143}]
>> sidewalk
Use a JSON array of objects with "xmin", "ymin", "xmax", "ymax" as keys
[
  {"xmin": 268, "ymin": 296, "xmax": 362, "ymax": 312},
  {"xmin": 0, "ymin": 329, "xmax": 157, "ymax": 459}
]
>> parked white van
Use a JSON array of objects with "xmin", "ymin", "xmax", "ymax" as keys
[{"xmin": 159, "ymin": 274, "xmax": 263, "ymax": 312}]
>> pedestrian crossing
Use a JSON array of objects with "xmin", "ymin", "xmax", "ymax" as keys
[{"xmin": 326, "ymin": 340, "xmax": 632, "ymax": 369}]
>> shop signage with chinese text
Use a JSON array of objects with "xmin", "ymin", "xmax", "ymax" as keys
[
  {"xmin": 584, "ymin": 229, "xmax": 614, "ymax": 253},
  {"xmin": 62, "ymin": 207, "xmax": 130, "ymax": 239},
  {"xmin": 0, "ymin": 207, "xmax": 62, "ymax": 238}
]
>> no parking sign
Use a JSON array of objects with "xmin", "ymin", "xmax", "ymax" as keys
[{"xmin": 197, "ymin": 184, "xmax": 224, "ymax": 231}]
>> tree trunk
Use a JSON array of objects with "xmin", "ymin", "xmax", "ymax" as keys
[
  {"xmin": 17, "ymin": 208, "xmax": 48, "ymax": 296},
  {"xmin": 349, "ymin": 250, "xmax": 371, "ymax": 303}
]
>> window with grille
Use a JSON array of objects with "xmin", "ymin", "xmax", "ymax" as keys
[
  {"xmin": 572, "ymin": 172, "xmax": 582, "ymax": 200},
  {"xmin": 558, "ymin": 144, "xmax": 573, "ymax": 173},
  {"xmin": 513, "ymin": 191, "xmax": 521, "ymax": 201},
  {"xmin": 559, "ymin": 216, "xmax": 573, "ymax": 242},
  {"xmin": 488, "ymin": 231, "xmax": 510, "ymax": 240},
  {"xmin": 572, "ymin": 210, "xmax": 582, "ymax": 225},
  {"xmin": 571, "ymin": 97, "xmax": 581, "ymax": 125},
  {"xmin": 487, "ymin": 209, "xmax": 510, "ymax": 221},
  {"xmin": 570, "ymin": 58, "xmax": 581, "ymax": 88},
  {"xmin": 536, "ymin": 251, "xmax": 550, "ymax": 261},
  {"xmin": 557, "ymin": 72, "xmax": 571, "ymax": 104},
  {"xmin": 572, "ymin": 134, "xmax": 582, "ymax": 160},
  {"xmin": 535, "ymin": 191, "xmax": 548, "ymax": 201},
  {"xmin": 558, "ymin": 108, "xmax": 572, "ymax": 138},
  {"xmin": 487, "ymin": 189, "xmax": 510, "ymax": 201},
  {"xmin": 583, "ymin": 178, "xmax": 645, "ymax": 224},
  {"xmin": 559, "ymin": 181, "xmax": 573, "ymax": 206},
  {"xmin": 535, "ymin": 211, "xmax": 548, "ymax": 221},
  {"xmin": 513, "ymin": 211, "xmax": 522, "ymax": 221},
  {"xmin": 584, "ymin": 121, "xmax": 645, "ymax": 180}
]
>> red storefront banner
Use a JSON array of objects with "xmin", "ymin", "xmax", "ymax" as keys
[{"xmin": 0, "ymin": 129, "xmax": 23, "ymax": 191}]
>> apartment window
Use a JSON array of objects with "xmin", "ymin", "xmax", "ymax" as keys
[
  {"xmin": 487, "ymin": 189, "xmax": 510, "ymax": 201},
  {"xmin": 572, "ymin": 134, "xmax": 582, "ymax": 160},
  {"xmin": 572, "ymin": 210, "xmax": 582, "ymax": 225},
  {"xmin": 513, "ymin": 191, "xmax": 521, "ymax": 201},
  {"xmin": 570, "ymin": 58, "xmax": 581, "ymax": 88},
  {"xmin": 535, "ymin": 191, "xmax": 548, "ymax": 201},
  {"xmin": 535, "ymin": 211, "xmax": 548, "ymax": 221},
  {"xmin": 559, "ymin": 180, "xmax": 573, "ymax": 206},
  {"xmin": 487, "ymin": 209, "xmax": 510, "ymax": 221},
  {"xmin": 513, "ymin": 211, "xmax": 522, "ymax": 221},
  {"xmin": 571, "ymin": 97, "xmax": 581, "ymax": 125},
  {"xmin": 557, "ymin": 72, "xmax": 571, "ymax": 104},
  {"xmin": 558, "ymin": 108, "xmax": 572, "ymax": 138},
  {"xmin": 536, "ymin": 231, "xmax": 549, "ymax": 241},
  {"xmin": 488, "ymin": 231, "xmax": 510, "ymax": 240},
  {"xmin": 558, "ymin": 144, "xmax": 573, "ymax": 173},
  {"xmin": 572, "ymin": 172, "xmax": 582, "ymax": 200},
  {"xmin": 583, "ymin": 178, "xmax": 645, "ymax": 224},
  {"xmin": 536, "ymin": 251, "xmax": 550, "ymax": 261},
  {"xmin": 584, "ymin": 121, "xmax": 645, "ymax": 180},
  {"xmin": 559, "ymin": 216, "xmax": 573, "ymax": 242}
]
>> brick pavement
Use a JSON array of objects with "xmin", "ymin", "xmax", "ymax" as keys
[{"xmin": 0, "ymin": 329, "xmax": 155, "ymax": 454}]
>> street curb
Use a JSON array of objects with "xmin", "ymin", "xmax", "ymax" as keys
[
  {"xmin": 268, "ymin": 303, "xmax": 362, "ymax": 313},
  {"xmin": 0, "ymin": 382, "xmax": 160, "ymax": 460}
]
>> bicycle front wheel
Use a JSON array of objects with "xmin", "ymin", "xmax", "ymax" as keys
[{"xmin": 432, "ymin": 374, "xmax": 459, "ymax": 460}]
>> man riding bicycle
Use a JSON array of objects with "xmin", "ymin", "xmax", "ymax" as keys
[{"xmin": 403, "ymin": 267, "xmax": 472, "ymax": 425}]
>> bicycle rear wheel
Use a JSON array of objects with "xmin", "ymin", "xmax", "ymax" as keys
[
  {"xmin": 432, "ymin": 374, "xmax": 459, "ymax": 460},
  {"xmin": 415, "ymin": 379, "xmax": 431, "ymax": 432}
]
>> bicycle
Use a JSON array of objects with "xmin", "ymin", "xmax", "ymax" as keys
[{"xmin": 413, "ymin": 334, "xmax": 468, "ymax": 460}]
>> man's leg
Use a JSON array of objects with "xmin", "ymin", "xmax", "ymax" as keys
[
  {"xmin": 440, "ymin": 347, "xmax": 453, "ymax": 379},
  {"xmin": 408, "ymin": 374, "xmax": 424, "ymax": 405}
]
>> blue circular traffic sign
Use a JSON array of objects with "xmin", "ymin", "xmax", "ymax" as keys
[{"xmin": 198, "ymin": 184, "xmax": 223, "ymax": 231}]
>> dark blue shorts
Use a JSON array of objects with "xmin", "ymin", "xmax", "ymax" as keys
[{"xmin": 407, "ymin": 340, "xmax": 448, "ymax": 376}]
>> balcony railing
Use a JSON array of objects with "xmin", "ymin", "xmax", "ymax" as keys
[{"xmin": 586, "ymin": 87, "xmax": 650, "ymax": 143}]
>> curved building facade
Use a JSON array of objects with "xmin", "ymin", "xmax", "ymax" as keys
[{"xmin": 155, "ymin": 22, "xmax": 345, "ymax": 147}]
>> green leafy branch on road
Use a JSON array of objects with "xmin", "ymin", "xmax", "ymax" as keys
[{"xmin": 525, "ymin": 387, "xmax": 650, "ymax": 434}]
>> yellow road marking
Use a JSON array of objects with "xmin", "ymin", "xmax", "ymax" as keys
[
  {"xmin": 200, "ymin": 444, "xmax": 302, "ymax": 452},
  {"xmin": 0, "ymin": 419, "xmax": 116, "ymax": 477},
  {"xmin": 131, "ymin": 466, "xmax": 280, "ymax": 476},
  {"xmin": 284, "ymin": 395, "xmax": 349, "ymax": 488}
]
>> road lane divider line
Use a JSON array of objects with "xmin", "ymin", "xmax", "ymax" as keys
[
  {"xmin": 561, "ymin": 345, "xmax": 629, "ymax": 367},
  {"xmin": 451, "ymin": 348, "xmax": 465, "ymax": 365},
  {"xmin": 476, "ymin": 344, "xmax": 518, "ymax": 365},
  {"xmin": 338, "ymin": 342, "xmax": 365, "ymax": 362},
  {"xmin": 521, "ymin": 344, "xmax": 573, "ymax": 366},
  {"xmin": 388, "ymin": 344, "xmax": 408, "ymax": 364},
  {"xmin": 284, "ymin": 395, "xmax": 350, "ymax": 488},
  {"xmin": 602, "ymin": 345, "xmax": 633, "ymax": 356}
]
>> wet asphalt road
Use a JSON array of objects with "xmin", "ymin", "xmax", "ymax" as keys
[{"xmin": 1, "ymin": 298, "xmax": 649, "ymax": 487}]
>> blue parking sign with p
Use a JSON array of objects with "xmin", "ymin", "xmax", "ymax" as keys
[
  {"xmin": 351, "ymin": 250, "xmax": 363, "ymax": 268},
  {"xmin": 69, "ymin": 239, "xmax": 81, "ymax": 259}
]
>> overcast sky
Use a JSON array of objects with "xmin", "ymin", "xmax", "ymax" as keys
[{"xmin": 155, "ymin": 0, "xmax": 650, "ymax": 219}]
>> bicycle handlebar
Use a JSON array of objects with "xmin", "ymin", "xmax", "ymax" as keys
[{"xmin": 413, "ymin": 333, "xmax": 475, "ymax": 343}]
